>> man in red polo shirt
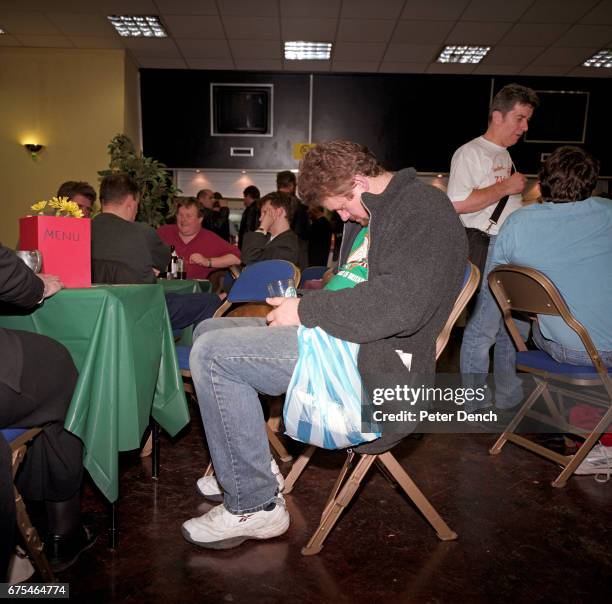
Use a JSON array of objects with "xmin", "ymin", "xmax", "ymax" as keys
[{"xmin": 158, "ymin": 198, "xmax": 241, "ymax": 279}]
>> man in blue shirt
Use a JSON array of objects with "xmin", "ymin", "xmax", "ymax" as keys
[{"xmin": 491, "ymin": 146, "xmax": 612, "ymax": 367}]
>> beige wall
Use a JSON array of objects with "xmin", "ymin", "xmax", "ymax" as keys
[{"xmin": 0, "ymin": 48, "xmax": 139, "ymax": 247}]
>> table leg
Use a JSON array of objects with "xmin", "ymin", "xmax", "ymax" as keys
[
  {"xmin": 108, "ymin": 501, "xmax": 117, "ymax": 549},
  {"xmin": 152, "ymin": 420, "xmax": 160, "ymax": 479}
]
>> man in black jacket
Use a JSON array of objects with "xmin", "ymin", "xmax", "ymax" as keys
[
  {"xmin": 91, "ymin": 173, "xmax": 223, "ymax": 329},
  {"xmin": 0, "ymin": 245, "xmax": 93, "ymax": 576},
  {"xmin": 241, "ymin": 191, "xmax": 306, "ymax": 270},
  {"xmin": 238, "ymin": 185, "xmax": 260, "ymax": 250},
  {"xmin": 181, "ymin": 141, "xmax": 466, "ymax": 551}
]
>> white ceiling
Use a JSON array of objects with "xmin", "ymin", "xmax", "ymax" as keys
[{"xmin": 0, "ymin": 0, "xmax": 611, "ymax": 77}]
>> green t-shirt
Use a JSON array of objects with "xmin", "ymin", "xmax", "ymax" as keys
[{"xmin": 325, "ymin": 227, "xmax": 369, "ymax": 291}]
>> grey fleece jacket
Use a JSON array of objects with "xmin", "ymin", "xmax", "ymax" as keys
[{"xmin": 297, "ymin": 168, "xmax": 467, "ymax": 451}]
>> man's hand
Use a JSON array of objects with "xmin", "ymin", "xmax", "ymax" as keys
[
  {"xmin": 502, "ymin": 172, "xmax": 527, "ymax": 196},
  {"xmin": 259, "ymin": 209, "xmax": 275, "ymax": 233},
  {"xmin": 189, "ymin": 253, "xmax": 207, "ymax": 266},
  {"xmin": 266, "ymin": 297, "xmax": 301, "ymax": 326},
  {"xmin": 38, "ymin": 274, "xmax": 63, "ymax": 300}
]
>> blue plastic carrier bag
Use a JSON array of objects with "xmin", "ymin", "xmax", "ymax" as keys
[{"xmin": 283, "ymin": 326, "xmax": 381, "ymax": 450}]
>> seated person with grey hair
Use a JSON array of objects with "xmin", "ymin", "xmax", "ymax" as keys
[{"xmin": 491, "ymin": 145, "xmax": 612, "ymax": 368}]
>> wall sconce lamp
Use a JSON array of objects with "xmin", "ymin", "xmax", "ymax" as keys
[{"xmin": 24, "ymin": 143, "xmax": 44, "ymax": 160}]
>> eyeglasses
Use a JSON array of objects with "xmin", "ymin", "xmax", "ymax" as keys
[{"xmin": 77, "ymin": 204, "xmax": 92, "ymax": 217}]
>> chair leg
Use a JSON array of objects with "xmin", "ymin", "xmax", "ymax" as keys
[
  {"xmin": 552, "ymin": 403, "xmax": 612, "ymax": 488},
  {"xmin": 266, "ymin": 424, "xmax": 292, "ymax": 462},
  {"xmin": 377, "ymin": 452, "xmax": 457, "ymax": 541},
  {"xmin": 321, "ymin": 450, "xmax": 356, "ymax": 520},
  {"xmin": 140, "ymin": 433, "xmax": 153, "ymax": 458},
  {"xmin": 283, "ymin": 446, "xmax": 316, "ymax": 494},
  {"xmin": 14, "ymin": 489, "xmax": 55, "ymax": 581},
  {"xmin": 489, "ymin": 380, "xmax": 546, "ymax": 455},
  {"xmin": 301, "ymin": 454, "xmax": 376, "ymax": 556}
]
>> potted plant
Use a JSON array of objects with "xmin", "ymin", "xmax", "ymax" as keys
[{"xmin": 98, "ymin": 134, "xmax": 180, "ymax": 228}]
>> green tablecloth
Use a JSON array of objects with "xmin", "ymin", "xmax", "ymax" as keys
[
  {"xmin": 0, "ymin": 284, "xmax": 189, "ymax": 502},
  {"xmin": 158, "ymin": 278, "xmax": 211, "ymax": 294}
]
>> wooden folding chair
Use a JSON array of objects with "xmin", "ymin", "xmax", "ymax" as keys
[
  {"xmin": 285, "ymin": 262, "xmax": 479, "ymax": 555},
  {"xmin": 2, "ymin": 428, "xmax": 55, "ymax": 582},
  {"xmin": 488, "ymin": 264, "xmax": 612, "ymax": 487}
]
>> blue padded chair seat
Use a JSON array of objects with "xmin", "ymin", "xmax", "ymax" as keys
[
  {"xmin": 517, "ymin": 350, "xmax": 611, "ymax": 376},
  {"xmin": 1, "ymin": 428, "xmax": 28, "ymax": 443},
  {"xmin": 176, "ymin": 345, "xmax": 191, "ymax": 371},
  {"xmin": 228, "ymin": 260, "xmax": 296, "ymax": 303}
]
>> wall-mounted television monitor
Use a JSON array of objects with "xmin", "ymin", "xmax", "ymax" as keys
[
  {"xmin": 524, "ymin": 90, "xmax": 589, "ymax": 144},
  {"xmin": 210, "ymin": 83, "xmax": 273, "ymax": 137}
]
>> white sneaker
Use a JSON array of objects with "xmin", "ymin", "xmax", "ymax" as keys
[
  {"xmin": 574, "ymin": 444, "xmax": 612, "ymax": 481},
  {"xmin": 182, "ymin": 496, "xmax": 290, "ymax": 550},
  {"xmin": 196, "ymin": 459, "xmax": 285, "ymax": 502}
]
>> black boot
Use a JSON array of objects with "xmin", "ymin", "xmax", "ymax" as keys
[{"xmin": 45, "ymin": 494, "xmax": 97, "ymax": 572}]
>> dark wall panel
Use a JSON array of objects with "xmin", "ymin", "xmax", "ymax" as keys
[
  {"xmin": 141, "ymin": 69, "xmax": 612, "ymax": 176},
  {"xmin": 141, "ymin": 70, "xmax": 310, "ymax": 169},
  {"xmin": 312, "ymin": 74, "xmax": 491, "ymax": 173}
]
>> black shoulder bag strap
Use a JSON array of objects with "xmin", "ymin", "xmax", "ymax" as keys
[{"xmin": 485, "ymin": 164, "xmax": 516, "ymax": 233}]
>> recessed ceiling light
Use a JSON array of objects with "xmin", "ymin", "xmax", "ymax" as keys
[
  {"xmin": 583, "ymin": 48, "xmax": 612, "ymax": 68},
  {"xmin": 107, "ymin": 15, "xmax": 167, "ymax": 38},
  {"xmin": 437, "ymin": 45, "xmax": 490, "ymax": 64},
  {"xmin": 284, "ymin": 41, "xmax": 332, "ymax": 61}
]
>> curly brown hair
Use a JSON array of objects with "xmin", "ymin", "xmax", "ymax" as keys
[
  {"xmin": 297, "ymin": 141, "xmax": 384, "ymax": 206},
  {"xmin": 539, "ymin": 146, "xmax": 599, "ymax": 203}
]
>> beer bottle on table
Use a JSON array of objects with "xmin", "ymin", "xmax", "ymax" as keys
[{"xmin": 168, "ymin": 245, "xmax": 179, "ymax": 279}]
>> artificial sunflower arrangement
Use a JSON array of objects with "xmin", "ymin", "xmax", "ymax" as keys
[{"xmin": 30, "ymin": 196, "xmax": 84, "ymax": 218}]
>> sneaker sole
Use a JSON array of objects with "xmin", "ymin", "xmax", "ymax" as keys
[{"xmin": 181, "ymin": 517, "xmax": 290, "ymax": 550}]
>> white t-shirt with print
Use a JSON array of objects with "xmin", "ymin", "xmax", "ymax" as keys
[{"xmin": 447, "ymin": 135, "xmax": 523, "ymax": 235}]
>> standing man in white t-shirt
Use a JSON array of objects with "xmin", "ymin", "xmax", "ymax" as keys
[{"xmin": 447, "ymin": 84, "xmax": 539, "ymax": 409}]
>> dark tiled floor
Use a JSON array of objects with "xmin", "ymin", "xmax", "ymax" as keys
[{"xmin": 56, "ymin": 337, "xmax": 611, "ymax": 603}]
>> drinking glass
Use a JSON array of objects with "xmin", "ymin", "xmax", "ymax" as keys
[
  {"xmin": 267, "ymin": 278, "xmax": 297, "ymax": 298},
  {"xmin": 16, "ymin": 250, "xmax": 42, "ymax": 273}
]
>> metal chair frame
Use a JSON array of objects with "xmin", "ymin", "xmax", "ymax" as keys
[
  {"xmin": 284, "ymin": 262, "xmax": 480, "ymax": 555},
  {"xmin": 4, "ymin": 428, "xmax": 55, "ymax": 581},
  {"xmin": 487, "ymin": 264, "xmax": 612, "ymax": 487}
]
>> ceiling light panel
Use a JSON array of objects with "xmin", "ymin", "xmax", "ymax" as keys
[
  {"xmin": 108, "ymin": 15, "xmax": 168, "ymax": 38},
  {"xmin": 583, "ymin": 49, "xmax": 612, "ymax": 68},
  {"xmin": 284, "ymin": 41, "xmax": 332, "ymax": 60},
  {"xmin": 437, "ymin": 45, "xmax": 490, "ymax": 64}
]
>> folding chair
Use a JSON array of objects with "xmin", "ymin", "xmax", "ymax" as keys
[
  {"xmin": 2, "ymin": 428, "xmax": 55, "ymax": 582},
  {"xmin": 285, "ymin": 262, "xmax": 479, "ymax": 555},
  {"xmin": 488, "ymin": 264, "xmax": 612, "ymax": 487},
  {"xmin": 178, "ymin": 260, "xmax": 301, "ymax": 468}
]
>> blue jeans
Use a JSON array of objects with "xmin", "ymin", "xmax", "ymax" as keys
[
  {"xmin": 533, "ymin": 323, "xmax": 612, "ymax": 368},
  {"xmin": 190, "ymin": 317, "xmax": 299, "ymax": 514},
  {"xmin": 460, "ymin": 236, "xmax": 528, "ymax": 408}
]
